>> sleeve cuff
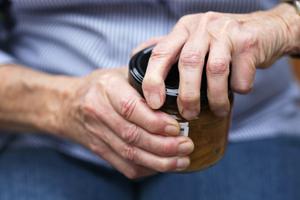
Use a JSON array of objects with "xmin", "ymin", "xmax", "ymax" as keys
[{"xmin": 0, "ymin": 50, "xmax": 17, "ymax": 65}]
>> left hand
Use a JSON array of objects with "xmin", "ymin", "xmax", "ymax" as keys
[{"xmin": 140, "ymin": 4, "xmax": 298, "ymax": 120}]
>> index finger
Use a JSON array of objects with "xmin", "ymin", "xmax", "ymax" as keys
[
  {"xmin": 107, "ymin": 77, "xmax": 180, "ymax": 136},
  {"xmin": 142, "ymin": 21, "xmax": 190, "ymax": 110}
]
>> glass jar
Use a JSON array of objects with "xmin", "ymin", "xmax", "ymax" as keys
[{"xmin": 129, "ymin": 46, "xmax": 234, "ymax": 172}]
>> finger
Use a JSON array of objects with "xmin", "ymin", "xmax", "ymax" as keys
[
  {"xmin": 206, "ymin": 38, "xmax": 231, "ymax": 117},
  {"xmin": 177, "ymin": 28, "xmax": 210, "ymax": 120},
  {"xmin": 131, "ymin": 36, "xmax": 165, "ymax": 56},
  {"xmin": 104, "ymin": 112, "xmax": 194, "ymax": 157},
  {"xmin": 82, "ymin": 92, "xmax": 193, "ymax": 157},
  {"xmin": 113, "ymin": 120, "xmax": 194, "ymax": 157},
  {"xmin": 142, "ymin": 20, "xmax": 190, "ymax": 109},
  {"xmin": 107, "ymin": 77, "xmax": 180, "ymax": 136},
  {"xmin": 103, "ymin": 128, "xmax": 191, "ymax": 172},
  {"xmin": 84, "ymin": 109, "xmax": 191, "ymax": 172},
  {"xmin": 95, "ymin": 96, "xmax": 194, "ymax": 156},
  {"xmin": 230, "ymin": 53, "xmax": 256, "ymax": 94},
  {"xmin": 89, "ymin": 131, "xmax": 156, "ymax": 179}
]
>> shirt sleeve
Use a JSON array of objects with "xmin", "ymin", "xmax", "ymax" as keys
[
  {"xmin": 0, "ymin": 1, "xmax": 16, "ymax": 65},
  {"xmin": 0, "ymin": 49, "xmax": 17, "ymax": 65},
  {"xmin": 0, "ymin": 28, "xmax": 16, "ymax": 65}
]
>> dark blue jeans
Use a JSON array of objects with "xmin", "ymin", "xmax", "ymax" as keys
[{"xmin": 0, "ymin": 137, "xmax": 300, "ymax": 200}]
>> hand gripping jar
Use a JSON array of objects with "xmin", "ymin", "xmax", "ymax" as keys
[{"xmin": 129, "ymin": 46, "xmax": 234, "ymax": 172}]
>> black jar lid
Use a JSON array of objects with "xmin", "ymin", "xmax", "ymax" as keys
[{"xmin": 129, "ymin": 46, "xmax": 211, "ymax": 106}]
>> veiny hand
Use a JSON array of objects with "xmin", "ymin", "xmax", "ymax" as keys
[
  {"xmin": 141, "ymin": 4, "xmax": 296, "ymax": 120},
  {"xmin": 57, "ymin": 68, "xmax": 194, "ymax": 179}
]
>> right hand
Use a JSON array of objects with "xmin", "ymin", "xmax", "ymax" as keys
[{"xmin": 56, "ymin": 67, "xmax": 194, "ymax": 179}]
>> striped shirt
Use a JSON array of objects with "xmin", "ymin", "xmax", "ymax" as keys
[{"xmin": 1, "ymin": 0, "xmax": 300, "ymax": 166}]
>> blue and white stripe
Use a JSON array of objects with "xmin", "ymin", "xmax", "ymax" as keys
[{"xmin": 1, "ymin": 0, "xmax": 300, "ymax": 166}]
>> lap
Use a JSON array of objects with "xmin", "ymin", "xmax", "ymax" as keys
[
  {"xmin": 139, "ymin": 137, "xmax": 300, "ymax": 200},
  {"xmin": 0, "ymin": 147, "xmax": 134, "ymax": 200},
  {"xmin": 1, "ymin": 137, "xmax": 300, "ymax": 200}
]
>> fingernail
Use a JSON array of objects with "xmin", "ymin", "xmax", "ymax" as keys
[
  {"xmin": 178, "ymin": 141, "xmax": 194, "ymax": 155},
  {"xmin": 149, "ymin": 93, "xmax": 161, "ymax": 109},
  {"xmin": 176, "ymin": 157, "xmax": 190, "ymax": 171},
  {"xmin": 165, "ymin": 124, "xmax": 180, "ymax": 136},
  {"xmin": 215, "ymin": 109, "xmax": 229, "ymax": 118},
  {"xmin": 182, "ymin": 109, "xmax": 199, "ymax": 120}
]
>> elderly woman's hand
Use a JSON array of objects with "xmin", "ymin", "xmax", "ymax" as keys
[
  {"xmin": 141, "ymin": 3, "xmax": 300, "ymax": 120},
  {"xmin": 58, "ymin": 67, "xmax": 194, "ymax": 179}
]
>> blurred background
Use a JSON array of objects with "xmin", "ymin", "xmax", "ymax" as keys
[{"xmin": 292, "ymin": 59, "xmax": 300, "ymax": 82}]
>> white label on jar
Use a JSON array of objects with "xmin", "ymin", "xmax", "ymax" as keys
[
  {"xmin": 179, "ymin": 122, "xmax": 189, "ymax": 137},
  {"xmin": 170, "ymin": 115, "xmax": 189, "ymax": 137}
]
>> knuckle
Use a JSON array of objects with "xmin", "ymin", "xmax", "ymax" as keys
[
  {"xmin": 161, "ymin": 141, "xmax": 177, "ymax": 155},
  {"xmin": 125, "ymin": 168, "xmax": 140, "ymax": 180},
  {"xmin": 223, "ymin": 18, "xmax": 240, "ymax": 30},
  {"xmin": 80, "ymin": 89, "xmax": 97, "ymax": 112},
  {"xmin": 90, "ymin": 144, "xmax": 109, "ymax": 157},
  {"xmin": 142, "ymin": 76, "xmax": 163, "ymax": 91},
  {"xmin": 179, "ymin": 92, "xmax": 200, "ymax": 106},
  {"xmin": 204, "ymin": 11, "xmax": 220, "ymax": 20},
  {"xmin": 207, "ymin": 58, "xmax": 229, "ymax": 76},
  {"xmin": 125, "ymin": 167, "xmax": 151, "ymax": 180},
  {"xmin": 208, "ymin": 100, "xmax": 230, "ymax": 115},
  {"xmin": 179, "ymin": 51, "xmax": 205, "ymax": 68},
  {"xmin": 232, "ymin": 81, "xmax": 253, "ymax": 94},
  {"xmin": 122, "ymin": 145, "xmax": 137, "ymax": 161},
  {"xmin": 145, "ymin": 117, "xmax": 161, "ymax": 132},
  {"xmin": 178, "ymin": 14, "xmax": 194, "ymax": 25},
  {"xmin": 99, "ymin": 73, "xmax": 118, "ymax": 88},
  {"xmin": 207, "ymin": 91, "xmax": 229, "ymax": 107},
  {"xmin": 80, "ymin": 100, "xmax": 94, "ymax": 116},
  {"xmin": 122, "ymin": 124, "xmax": 140, "ymax": 144},
  {"xmin": 80, "ymin": 91, "xmax": 101, "ymax": 117},
  {"xmin": 241, "ymin": 34, "xmax": 258, "ymax": 52},
  {"xmin": 120, "ymin": 96, "xmax": 138, "ymax": 120},
  {"xmin": 147, "ymin": 116, "xmax": 159, "ymax": 126},
  {"xmin": 150, "ymin": 46, "xmax": 172, "ymax": 61},
  {"xmin": 158, "ymin": 160, "xmax": 174, "ymax": 172},
  {"xmin": 209, "ymin": 99, "xmax": 228, "ymax": 110}
]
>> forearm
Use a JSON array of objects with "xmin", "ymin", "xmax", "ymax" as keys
[{"xmin": 0, "ymin": 64, "xmax": 76, "ymax": 134}]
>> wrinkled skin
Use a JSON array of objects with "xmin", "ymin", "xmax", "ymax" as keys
[
  {"xmin": 51, "ymin": 4, "xmax": 299, "ymax": 179},
  {"xmin": 58, "ymin": 68, "xmax": 194, "ymax": 179},
  {"xmin": 141, "ymin": 6, "xmax": 299, "ymax": 120}
]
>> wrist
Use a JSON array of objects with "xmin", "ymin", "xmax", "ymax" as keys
[
  {"xmin": 37, "ymin": 74, "xmax": 81, "ymax": 136},
  {"xmin": 0, "ymin": 64, "xmax": 80, "ymax": 136},
  {"xmin": 270, "ymin": 3, "xmax": 300, "ymax": 55}
]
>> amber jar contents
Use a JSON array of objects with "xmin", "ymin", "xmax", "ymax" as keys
[{"xmin": 129, "ymin": 46, "xmax": 233, "ymax": 172}]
